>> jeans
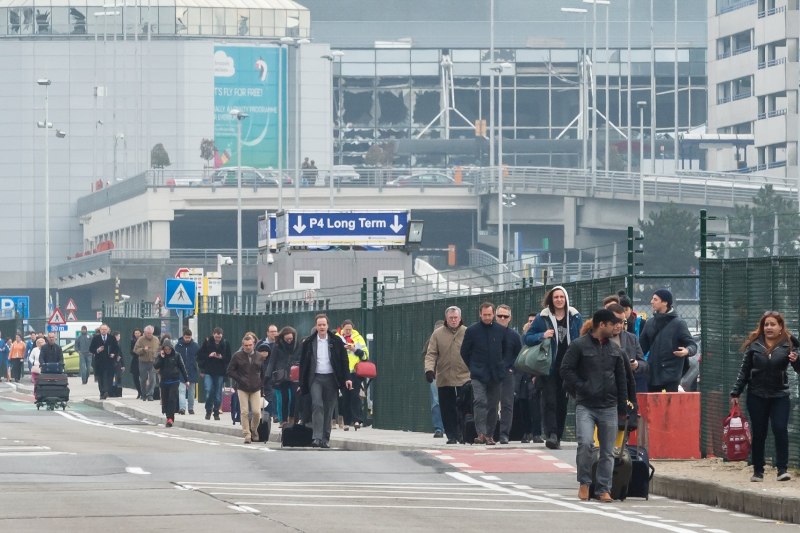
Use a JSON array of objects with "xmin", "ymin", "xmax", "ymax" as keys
[
  {"xmin": 575, "ymin": 404, "xmax": 618, "ymax": 494},
  {"xmin": 310, "ymin": 373, "xmax": 338, "ymax": 442},
  {"xmin": 472, "ymin": 379, "xmax": 502, "ymax": 437},
  {"xmin": 237, "ymin": 389, "xmax": 262, "ymax": 440},
  {"xmin": 499, "ymin": 370, "xmax": 515, "ymax": 439},
  {"xmin": 79, "ymin": 353, "xmax": 92, "ymax": 384},
  {"xmin": 430, "ymin": 380, "xmax": 443, "ymax": 433},
  {"xmin": 139, "ymin": 361, "xmax": 157, "ymax": 400},
  {"xmin": 204, "ymin": 374, "xmax": 224, "ymax": 415},
  {"xmin": 747, "ymin": 393, "xmax": 790, "ymax": 473},
  {"xmin": 274, "ymin": 383, "xmax": 294, "ymax": 423},
  {"xmin": 179, "ymin": 381, "xmax": 196, "ymax": 412}
]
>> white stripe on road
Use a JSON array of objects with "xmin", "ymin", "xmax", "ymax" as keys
[
  {"xmin": 54, "ymin": 411, "xmax": 272, "ymax": 451},
  {"xmin": 235, "ymin": 502, "xmax": 582, "ymax": 513},
  {"xmin": 0, "ymin": 446, "xmax": 51, "ymax": 450},
  {"xmin": 0, "ymin": 451, "xmax": 76, "ymax": 456},
  {"xmin": 214, "ymin": 493, "xmax": 545, "ymax": 504},
  {"xmin": 448, "ymin": 472, "xmax": 701, "ymax": 533},
  {"xmin": 201, "ymin": 487, "xmax": 501, "ymax": 497},
  {"xmin": 125, "ymin": 467, "xmax": 151, "ymax": 475}
]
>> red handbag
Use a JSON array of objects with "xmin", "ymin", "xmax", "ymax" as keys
[
  {"xmin": 722, "ymin": 403, "xmax": 751, "ymax": 461},
  {"xmin": 354, "ymin": 361, "xmax": 377, "ymax": 379},
  {"xmin": 289, "ymin": 365, "xmax": 300, "ymax": 382}
]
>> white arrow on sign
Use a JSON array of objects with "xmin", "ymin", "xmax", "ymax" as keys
[
  {"xmin": 390, "ymin": 214, "xmax": 403, "ymax": 233},
  {"xmin": 293, "ymin": 215, "xmax": 307, "ymax": 234}
]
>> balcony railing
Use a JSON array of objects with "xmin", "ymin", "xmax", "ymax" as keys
[
  {"xmin": 719, "ymin": 0, "xmax": 756, "ymax": 14},
  {"xmin": 758, "ymin": 5, "xmax": 786, "ymax": 17},
  {"xmin": 757, "ymin": 57, "xmax": 786, "ymax": 69},
  {"xmin": 756, "ymin": 108, "xmax": 787, "ymax": 120}
]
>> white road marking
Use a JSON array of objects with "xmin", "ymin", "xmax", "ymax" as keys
[
  {"xmin": 0, "ymin": 445, "xmax": 51, "ymax": 450},
  {"xmin": 237, "ymin": 505, "xmax": 260, "ymax": 514},
  {"xmin": 703, "ymin": 529, "xmax": 731, "ymax": 533},
  {"xmin": 481, "ymin": 475, "xmax": 501, "ymax": 481},
  {"xmin": 203, "ymin": 487, "xmax": 499, "ymax": 497},
  {"xmin": 464, "ymin": 470, "xmax": 484, "ymax": 474},
  {"xmin": 54, "ymin": 411, "xmax": 272, "ymax": 451},
  {"xmin": 448, "ymin": 472, "xmax": 700, "ymax": 533},
  {"xmin": 705, "ymin": 509, "xmax": 729, "ymax": 513},
  {"xmin": 449, "ymin": 462, "xmax": 471, "ymax": 467},
  {"xmin": 729, "ymin": 514, "xmax": 751, "ymax": 518},
  {"xmin": 554, "ymin": 462, "xmax": 575, "ymax": 469},
  {"xmin": 679, "ymin": 524, "xmax": 706, "ymax": 528},
  {"xmin": 235, "ymin": 502, "xmax": 583, "ymax": 513},
  {"xmin": 0, "ymin": 451, "xmax": 76, "ymax": 456},
  {"xmin": 498, "ymin": 481, "xmax": 515, "ymax": 485},
  {"xmin": 513, "ymin": 485, "xmax": 533, "ymax": 490},
  {"xmin": 437, "ymin": 455, "xmax": 455, "ymax": 460},
  {"xmin": 125, "ymin": 467, "xmax": 151, "ymax": 475},
  {"xmin": 218, "ymin": 493, "xmax": 544, "ymax": 504},
  {"xmin": 539, "ymin": 455, "xmax": 559, "ymax": 460}
]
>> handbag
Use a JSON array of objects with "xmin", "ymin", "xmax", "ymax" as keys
[
  {"xmin": 272, "ymin": 368, "xmax": 288, "ymax": 385},
  {"xmin": 354, "ymin": 360, "xmax": 377, "ymax": 379},
  {"xmin": 722, "ymin": 403, "xmax": 751, "ymax": 462},
  {"xmin": 514, "ymin": 341, "xmax": 552, "ymax": 376},
  {"xmin": 289, "ymin": 364, "xmax": 300, "ymax": 382}
]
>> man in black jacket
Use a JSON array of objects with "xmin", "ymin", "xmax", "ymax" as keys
[
  {"xmin": 89, "ymin": 324, "xmax": 122, "ymax": 400},
  {"xmin": 197, "ymin": 327, "xmax": 232, "ymax": 420},
  {"xmin": 560, "ymin": 309, "xmax": 627, "ymax": 503},
  {"xmin": 460, "ymin": 302, "xmax": 514, "ymax": 445},
  {"xmin": 639, "ymin": 288, "xmax": 697, "ymax": 392},
  {"xmin": 495, "ymin": 304, "xmax": 521, "ymax": 445},
  {"xmin": 39, "ymin": 332, "xmax": 64, "ymax": 368},
  {"xmin": 299, "ymin": 314, "xmax": 352, "ymax": 448}
]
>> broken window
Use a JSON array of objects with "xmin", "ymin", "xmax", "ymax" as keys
[
  {"xmin": 412, "ymin": 89, "xmax": 440, "ymax": 127},
  {"xmin": 342, "ymin": 90, "xmax": 374, "ymax": 127},
  {"xmin": 377, "ymin": 89, "xmax": 409, "ymax": 126}
]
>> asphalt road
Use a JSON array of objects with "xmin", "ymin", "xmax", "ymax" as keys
[{"xmin": 1, "ymin": 385, "xmax": 797, "ymax": 533}]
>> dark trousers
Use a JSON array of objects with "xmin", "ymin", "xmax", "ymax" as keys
[
  {"xmin": 746, "ymin": 393, "xmax": 790, "ymax": 472},
  {"xmin": 161, "ymin": 382, "xmax": 180, "ymax": 419},
  {"xmin": 529, "ymin": 383, "xmax": 543, "ymax": 436},
  {"xmin": 96, "ymin": 364, "xmax": 114, "ymax": 397},
  {"xmin": 499, "ymin": 371, "xmax": 515, "ymax": 439},
  {"xmin": 310, "ymin": 373, "xmax": 338, "ymax": 442},
  {"xmin": 130, "ymin": 355, "xmax": 142, "ymax": 397},
  {"xmin": 438, "ymin": 384, "xmax": 463, "ymax": 441},
  {"xmin": 341, "ymin": 374, "xmax": 363, "ymax": 425},
  {"xmin": 648, "ymin": 382, "xmax": 679, "ymax": 393},
  {"xmin": 539, "ymin": 374, "xmax": 568, "ymax": 440},
  {"xmin": 10, "ymin": 359, "xmax": 24, "ymax": 382}
]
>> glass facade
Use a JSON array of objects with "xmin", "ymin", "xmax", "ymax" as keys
[
  {"xmin": 0, "ymin": 1, "xmax": 309, "ymax": 38},
  {"xmin": 334, "ymin": 47, "xmax": 708, "ymax": 167}
]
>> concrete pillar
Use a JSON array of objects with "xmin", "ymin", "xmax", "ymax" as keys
[{"xmin": 563, "ymin": 196, "xmax": 577, "ymax": 249}]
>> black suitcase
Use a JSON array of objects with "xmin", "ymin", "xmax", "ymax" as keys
[
  {"xmin": 626, "ymin": 445, "xmax": 655, "ymax": 499},
  {"xmin": 280, "ymin": 423, "xmax": 313, "ymax": 447},
  {"xmin": 255, "ymin": 410, "xmax": 272, "ymax": 443},
  {"xmin": 40, "ymin": 362, "xmax": 65, "ymax": 374},
  {"xmin": 590, "ymin": 445, "xmax": 632, "ymax": 501},
  {"xmin": 35, "ymin": 373, "xmax": 70, "ymax": 402}
]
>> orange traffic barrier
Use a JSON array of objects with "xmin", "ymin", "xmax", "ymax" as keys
[
  {"xmin": 636, "ymin": 392, "xmax": 701, "ymax": 459},
  {"xmin": 454, "ymin": 166, "xmax": 462, "ymax": 184},
  {"xmin": 448, "ymin": 244, "xmax": 456, "ymax": 266}
]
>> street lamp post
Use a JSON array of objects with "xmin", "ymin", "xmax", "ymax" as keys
[
  {"xmin": 280, "ymin": 37, "xmax": 310, "ymax": 208},
  {"xmin": 491, "ymin": 62, "xmax": 511, "ymax": 263},
  {"xmin": 584, "ymin": 0, "xmax": 610, "ymax": 187},
  {"xmin": 560, "ymin": 7, "xmax": 588, "ymax": 170},
  {"xmin": 38, "ymin": 78, "xmax": 52, "ymax": 317},
  {"xmin": 37, "ymin": 78, "xmax": 67, "ymax": 318},
  {"xmin": 321, "ymin": 50, "xmax": 344, "ymax": 208},
  {"xmin": 230, "ymin": 109, "xmax": 248, "ymax": 313},
  {"xmin": 638, "ymin": 101, "xmax": 647, "ymax": 221}
]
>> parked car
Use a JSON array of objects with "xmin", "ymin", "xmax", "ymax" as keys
[
  {"xmin": 211, "ymin": 167, "xmax": 292, "ymax": 187},
  {"xmin": 332, "ymin": 165, "xmax": 361, "ymax": 184},
  {"xmin": 385, "ymin": 172, "xmax": 457, "ymax": 187},
  {"xmin": 61, "ymin": 341, "xmax": 80, "ymax": 376}
]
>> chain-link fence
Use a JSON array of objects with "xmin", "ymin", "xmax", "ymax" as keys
[{"xmin": 700, "ymin": 257, "xmax": 800, "ymax": 468}]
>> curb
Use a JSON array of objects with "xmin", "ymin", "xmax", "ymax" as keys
[{"xmin": 651, "ymin": 473, "xmax": 800, "ymax": 524}]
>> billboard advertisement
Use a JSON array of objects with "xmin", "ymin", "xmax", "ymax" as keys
[{"xmin": 214, "ymin": 45, "xmax": 287, "ymax": 169}]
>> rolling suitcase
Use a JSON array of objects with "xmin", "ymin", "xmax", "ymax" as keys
[
  {"xmin": 625, "ymin": 445, "xmax": 655, "ymax": 499},
  {"xmin": 590, "ymin": 422, "xmax": 633, "ymax": 501},
  {"xmin": 256, "ymin": 409, "xmax": 272, "ymax": 442},
  {"xmin": 229, "ymin": 389, "xmax": 241, "ymax": 425},
  {"xmin": 35, "ymin": 373, "xmax": 70, "ymax": 406},
  {"xmin": 221, "ymin": 387, "xmax": 234, "ymax": 413},
  {"xmin": 280, "ymin": 423, "xmax": 313, "ymax": 447}
]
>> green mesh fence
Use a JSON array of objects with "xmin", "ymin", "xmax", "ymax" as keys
[
  {"xmin": 700, "ymin": 257, "xmax": 800, "ymax": 468},
  {"xmin": 185, "ymin": 276, "xmax": 625, "ymax": 433}
]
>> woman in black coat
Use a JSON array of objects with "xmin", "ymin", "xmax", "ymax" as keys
[
  {"xmin": 731, "ymin": 311, "xmax": 800, "ymax": 482},
  {"xmin": 263, "ymin": 326, "xmax": 302, "ymax": 427},
  {"xmin": 154, "ymin": 338, "xmax": 189, "ymax": 427}
]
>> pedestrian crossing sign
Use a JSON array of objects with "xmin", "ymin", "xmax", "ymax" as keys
[{"xmin": 165, "ymin": 278, "xmax": 196, "ymax": 310}]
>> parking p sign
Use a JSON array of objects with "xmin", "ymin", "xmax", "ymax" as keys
[{"xmin": 0, "ymin": 296, "xmax": 29, "ymax": 319}]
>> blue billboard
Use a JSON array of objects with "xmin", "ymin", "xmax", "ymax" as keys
[{"xmin": 214, "ymin": 45, "xmax": 287, "ymax": 169}]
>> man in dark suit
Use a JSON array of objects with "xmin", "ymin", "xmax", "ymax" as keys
[
  {"xmin": 299, "ymin": 314, "xmax": 352, "ymax": 448},
  {"xmin": 90, "ymin": 323, "xmax": 122, "ymax": 400}
]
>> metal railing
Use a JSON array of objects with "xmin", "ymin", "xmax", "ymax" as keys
[{"xmin": 718, "ymin": 0, "xmax": 756, "ymax": 15}]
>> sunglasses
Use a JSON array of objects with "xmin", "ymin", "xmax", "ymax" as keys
[{"xmin": 496, "ymin": 314, "xmax": 510, "ymax": 319}]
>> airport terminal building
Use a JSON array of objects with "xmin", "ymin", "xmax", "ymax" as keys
[{"xmin": 0, "ymin": 0, "xmax": 710, "ymax": 318}]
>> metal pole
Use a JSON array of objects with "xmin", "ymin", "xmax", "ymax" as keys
[
  {"xmin": 294, "ymin": 42, "xmax": 301, "ymax": 208},
  {"xmin": 236, "ymin": 118, "xmax": 243, "ymax": 313},
  {"xmin": 278, "ymin": 44, "xmax": 284, "ymax": 211},
  {"xmin": 604, "ymin": 2, "xmax": 609, "ymax": 178},
  {"xmin": 591, "ymin": 0, "xmax": 597, "ymax": 182},
  {"xmin": 44, "ymin": 83, "xmax": 50, "ymax": 316},
  {"xmin": 489, "ymin": 0, "xmax": 495, "ymax": 171},
  {"xmin": 638, "ymin": 102, "xmax": 646, "ymax": 221},
  {"xmin": 328, "ymin": 56, "xmax": 335, "ymax": 208},
  {"xmin": 582, "ymin": 16, "xmax": 588, "ymax": 171},
  {"xmin": 673, "ymin": 0, "xmax": 679, "ymax": 171},
  {"xmin": 650, "ymin": 0, "xmax": 656, "ymax": 173},
  {"xmin": 627, "ymin": 0, "xmax": 632, "ymax": 174},
  {"xmin": 498, "ymin": 69, "xmax": 504, "ymax": 263}
]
